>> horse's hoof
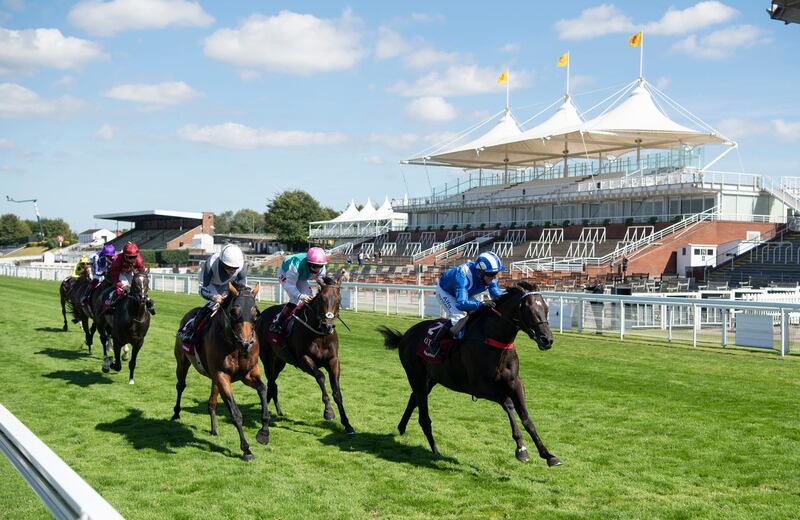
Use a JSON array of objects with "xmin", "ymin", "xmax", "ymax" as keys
[
  {"xmin": 102, "ymin": 359, "xmax": 110, "ymax": 373},
  {"xmin": 210, "ymin": 430, "xmax": 218, "ymax": 436},
  {"xmin": 121, "ymin": 345, "xmax": 130, "ymax": 361},
  {"xmin": 256, "ymin": 430, "xmax": 270, "ymax": 445},
  {"xmin": 324, "ymin": 410, "xmax": 335, "ymax": 421},
  {"xmin": 170, "ymin": 413, "xmax": 180, "ymax": 421},
  {"xmin": 112, "ymin": 362, "xmax": 121, "ymax": 372},
  {"xmin": 128, "ymin": 379, "xmax": 135, "ymax": 385},
  {"xmin": 345, "ymin": 426, "xmax": 356, "ymax": 435},
  {"xmin": 547, "ymin": 456, "xmax": 563, "ymax": 467},
  {"xmin": 397, "ymin": 424, "xmax": 406, "ymax": 435},
  {"xmin": 242, "ymin": 452, "xmax": 255, "ymax": 462},
  {"xmin": 516, "ymin": 447, "xmax": 530, "ymax": 462},
  {"xmin": 62, "ymin": 326, "xmax": 68, "ymax": 332}
]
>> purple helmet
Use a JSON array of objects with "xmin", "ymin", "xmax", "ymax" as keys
[{"xmin": 101, "ymin": 244, "xmax": 116, "ymax": 257}]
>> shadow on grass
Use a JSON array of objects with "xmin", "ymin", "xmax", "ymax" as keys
[
  {"xmin": 317, "ymin": 424, "xmax": 462, "ymax": 470},
  {"xmin": 34, "ymin": 326, "xmax": 69, "ymax": 333},
  {"xmin": 43, "ymin": 369, "xmax": 112, "ymax": 387},
  {"xmin": 36, "ymin": 347, "xmax": 88, "ymax": 360},
  {"xmin": 180, "ymin": 400, "xmax": 269, "ymax": 430},
  {"xmin": 96, "ymin": 408, "xmax": 233, "ymax": 457}
]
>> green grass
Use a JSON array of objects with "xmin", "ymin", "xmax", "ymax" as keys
[
  {"xmin": 1, "ymin": 276, "xmax": 800, "ymax": 520},
  {"xmin": 4, "ymin": 246, "xmax": 48, "ymax": 257}
]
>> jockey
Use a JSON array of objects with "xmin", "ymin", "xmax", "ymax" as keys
[
  {"xmin": 83, "ymin": 244, "xmax": 115, "ymax": 305},
  {"xmin": 178, "ymin": 244, "xmax": 247, "ymax": 344},
  {"xmin": 423, "ymin": 251, "xmax": 505, "ymax": 358},
  {"xmin": 269, "ymin": 247, "xmax": 328, "ymax": 334},
  {"xmin": 105, "ymin": 242, "xmax": 156, "ymax": 315},
  {"xmin": 71, "ymin": 256, "xmax": 91, "ymax": 278}
]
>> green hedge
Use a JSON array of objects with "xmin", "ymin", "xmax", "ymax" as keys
[{"xmin": 139, "ymin": 249, "xmax": 189, "ymax": 266}]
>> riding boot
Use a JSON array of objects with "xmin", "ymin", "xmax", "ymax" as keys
[
  {"xmin": 269, "ymin": 304, "xmax": 295, "ymax": 334},
  {"xmin": 423, "ymin": 321, "xmax": 452, "ymax": 358},
  {"xmin": 146, "ymin": 298, "xmax": 156, "ymax": 315}
]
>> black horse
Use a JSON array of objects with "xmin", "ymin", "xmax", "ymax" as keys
[
  {"xmin": 254, "ymin": 276, "xmax": 355, "ymax": 435},
  {"xmin": 377, "ymin": 282, "xmax": 561, "ymax": 465},
  {"xmin": 92, "ymin": 270, "xmax": 151, "ymax": 384}
]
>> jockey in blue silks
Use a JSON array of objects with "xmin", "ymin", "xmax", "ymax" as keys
[{"xmin": 424, "ymin": 251, "xmax": 505, "ymax": 358}]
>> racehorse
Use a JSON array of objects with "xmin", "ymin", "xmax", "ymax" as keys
[
  {"xmin": 172, "ymin": 283, "xmax": 270, "ymax": 461},
  {"xmin": 376, "ymin": 281, "xmax": 562, "ymax": 466},
  {"xmin": 60, "ymin": 263, "xmax": 92, "ymax": 340},
  {"xmin": 92, "ymin": 269, "xmax": 151, "ymax": 384},
  {"xmin": 254, "ymin": 276, "xmax": 355, "ymax": 435}
]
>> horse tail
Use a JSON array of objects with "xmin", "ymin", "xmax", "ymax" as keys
[{"xmin": 376, "ymin": 326, "xmax": 403, "ymax": 350}]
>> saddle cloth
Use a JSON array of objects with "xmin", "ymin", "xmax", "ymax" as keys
[
  {"xmin": 415, "ymin": 319, "xmax": 456, "ymax": 365},
  {"xmin": 265, "ymin": 312, "xmax": 299, "ymax": 367},
  {"xmin": 180, "ymin": 310, "xmax": 213, "ymax": 376}
]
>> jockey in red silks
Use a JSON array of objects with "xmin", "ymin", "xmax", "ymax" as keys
[{"xmin": 104, "ymin": 242, "xmax": 155, "ymax": 315}]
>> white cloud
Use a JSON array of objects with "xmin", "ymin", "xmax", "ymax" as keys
[
  {"xmin": 0, "ymin": 83, "xmax": 83, "ymax": 117},
  {"xmin": 204, "ymin": 10, "xmax": 365, "ymax": 75},
  {"xmin": 104, "ymin": 81, "xmax": 201, "ymax": 110},
  {"xmin": 772, "ymin": 120, "xmax": 800, "ymax": 143},
  {"xmin": 646, "ymin": 1, "xmax": 738, "ymax": 35},
  {"xmin": 715, "ymin": 118, "xmax": 766, "ymax": 140},
  {"xmin": 0, "ymin": 137, "xmax": 13, "ymax": 148},
  {"xmin": 570, "ymin": 74, "xmax": 595, "ymax": 91},
  {"xmin": 54, "ymin": 75, "xmax": 75, "ymax": 88},
  {"xmin": 375, "ymin": 27, "xmax": 410, "ymax": 59},
  {"xmin": 672, "ymin": 25, "xmax": 769, "ymax": 59},
  {"xmin": 368, "ymin": 133, "xmax": 418, "ymax": 150},
  {"xmin": 0, "ymin": 28, "xmax": 105, "ymax": 73},
  {"xmin": 390, "ymin": 65, "xmax": 532, "ymax": 97},
  {"xmin": 178, "ymin": 123, "xmax": 348, "ymax": 149},
  {"xmin": 555, "ymin": 4, "xmax": 635, "ymax": 40},
  {"xmin": 404, "ymin": 48, "xmax": 459, "ymax": 69},
  {"xmin": 239, "ymin": 69, "xmax": 261, "ymax": 81},
  {"xmin": 69, "ymin": 0, "xmax": 213, "ymax": 37},
  {"xmin": 362, "ymin": 155, "xmax": 384, "ymax": 165},
  {"xmin": 655, "ymin": 76, "xmax": 671, "ymax": 90},
  {"xmin": 424, "ymin": 131, "xmax": 460, "ymax": 146},
  {"xmin": 406, "ymin": 96, "xmax": 457, "ymax": 123},
  {"xmin": 94, "ymin": 124, "xmax": 115, "ymax": 140},
  {"xmin": 500, "ymin": 43, "xmax": 519, "ymax": 53}
]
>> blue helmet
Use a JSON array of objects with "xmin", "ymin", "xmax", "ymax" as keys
[{"xmin": 475, "ymin": 252, "xmax": 504, "ymax": 274}]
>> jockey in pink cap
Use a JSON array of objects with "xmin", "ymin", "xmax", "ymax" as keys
[{"xmin": 269, "ymin": 247, "xmax": 328, "ymax": 334}]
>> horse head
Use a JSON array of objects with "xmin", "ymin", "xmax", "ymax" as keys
[
  {"xmin": 225, "ymin": 282, "xmax": 261, "ymax": 354},
  {"xmin": 514, "ymin": 282, "xmax": 554, "ymax": 350},
  {"xmin": 129, "ymin": 269, "xmax": 150, "ymax": 304},
  {"xmin": 312, "ymin": 276, "xmax": 341, "ymax": 335},
  {"xmin": 80, "ymin": 263, "xmax": 92, "ymax": 280}
]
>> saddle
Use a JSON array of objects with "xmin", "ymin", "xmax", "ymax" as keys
[
  {"xmin": 180, "ymin": 309, "xmax": 213, "ymax": 376},
  {"xmin": 416, "ymin": 319, "xmax": 457, "ymax": 364},
  {"xmin": 265, "ymin": 309, "xmax": 299, "ymax": 367}
]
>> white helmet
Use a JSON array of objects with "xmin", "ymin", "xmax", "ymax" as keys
[{"xmin": 219, "ymin": 245, "xmax": 244, "ymax": 269}]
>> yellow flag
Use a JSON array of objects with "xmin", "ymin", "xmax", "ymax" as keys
[
  {"xmin": 629, "ymin": 31, "xmax": 642, "ymax": 47},
  {"xmin": 497, "ymin": 69, "xmax": 508, "ymax": 84},
  {"xmin": 556, "ymin": 52, "xmax": 569, "ymax": 68}
]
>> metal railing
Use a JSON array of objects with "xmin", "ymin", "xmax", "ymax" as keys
[{"xmin": 412, "ymin": 230, "xmax": 497, "ymax": 262}]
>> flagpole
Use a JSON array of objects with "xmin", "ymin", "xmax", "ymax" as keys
[
  {"xmin": 566, "ymin": 51, "xmax": 570, "ymax": 96},
  {"xmin": 506, "ymin": 70, "xmax": 510, "ymax": 111},
  {"xmin": 639, "ymin": 29, "xmax": 644, "ymax": 80}
]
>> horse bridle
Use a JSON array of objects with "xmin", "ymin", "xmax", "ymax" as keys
[
  {"xmin": 490, "ymin": 291, "xmax": 548, "ymax": 338},
  {"xmin": 221, "ymin": 292, "xmax": 258, "ymax": 348},
  {"xmin": 295, "ymin": 291, "xmax": 338, "ymax": 336}
]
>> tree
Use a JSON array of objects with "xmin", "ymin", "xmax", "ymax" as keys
[
  {"xmin": 24, "ymin": 217, "xmax": 75, "ymax": 241},
  {"xmin": 0, "ymin": 214, "xmax": 32, "ymax": 245},
  {"xmin": 264, "ymin": 190, "xmax": 329, "ymax": 248},
  {"xmin": 214, "ymin": 211, "xmax": 233, "ymax": 234},
  {"xmin": 231, "ymin": 209, "xmax": 265, "ymax": 234}
]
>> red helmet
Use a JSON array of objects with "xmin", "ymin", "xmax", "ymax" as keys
[{"xmin": 123, "ymin": 242, "xmax": 139, "ymax": 257}]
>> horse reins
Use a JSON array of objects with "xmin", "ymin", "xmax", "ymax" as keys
[{"xmin": 488, "ymin": 291, "xmax": 548, "ymax": 332}]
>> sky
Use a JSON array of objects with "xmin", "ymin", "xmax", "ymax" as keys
[{"xmin": 1, "ymin": 0, "xmax": 799, "ymax": 232}]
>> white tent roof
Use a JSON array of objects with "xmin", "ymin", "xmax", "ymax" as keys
[
  {"xmin": 330, "ymin": 200, "xmax": 359, "ymax": 222},
  {"xmin": 405, "ymin": 110, "xmax": 524, "ymax": 169},
  {"xmin": 476, "ymin": 80, "xmax": 731, "ymax": 168},
  {"xmin": 353, "ymin": 198, "xmax": 376, "ymax": 220},
  {"xmin": 373, "ymin": 196, "xmax": 394, "ymax": 220}
]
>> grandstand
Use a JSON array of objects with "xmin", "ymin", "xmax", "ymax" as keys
[{"xmin": 95, "ymin": 210, "xmax": 213, "ymax": 251}]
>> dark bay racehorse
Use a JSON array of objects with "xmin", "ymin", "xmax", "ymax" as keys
[
  {"xmin": 60, "ymin": 263, "xmax": 92, "ymax": 342},
  {"xmin": 172, "ymin": 283, "xmax": 270, "ymax": 461},
  {"xmin": 254, "ymin": 276, "xmax": 355, "ymax": 435},
  {"xmin": 92, "ymin": 270, "xmax": 151, "ymax": 384},
  {"xmin": 377, "ymin": 282, "xmax": 562, "ymax": 466}
]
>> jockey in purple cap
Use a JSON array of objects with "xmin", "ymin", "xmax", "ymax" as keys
[{"xmin": 85, "ymin": 243, "xmax": 116, "ymax": 298}]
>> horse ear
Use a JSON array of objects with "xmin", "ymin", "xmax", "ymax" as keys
[
  {"xmin": 252, "ymin": 282, "xmax": 261, "ymax": 298},
  {"xmin": 228, "ymin": 282, "xmax": 239, "ymax": 297},
  {"xmin": 317, "ymin": 278, "xmax": 326, "ymax": 288}
]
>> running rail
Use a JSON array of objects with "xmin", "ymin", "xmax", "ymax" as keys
[{"xmin": 0, "ymin": 404, "xmax": 124, "ymax": 520}]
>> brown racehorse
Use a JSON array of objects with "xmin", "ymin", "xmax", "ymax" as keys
[
  {"xmin": 60, "ymin": 264, "xmax": 93, "ymax": 342},
  {"xmin": 92, "ymin": 270, "xmax": 151, "ymax": 384},
  {"xmin": 376, "ymin": 282, "xmax": 562, "ymax": 466},
  {"xmin": 172, "ymin": 283, "xmax": 270, "ymax": 461},
  {"xmin": 254, "ymin": 276, "xmax": 355, "ymax": 435}
]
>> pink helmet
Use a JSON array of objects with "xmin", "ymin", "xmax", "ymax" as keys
[{"xmin": 306, "ymin": 247, "xmax": 328, "ymax": 266}]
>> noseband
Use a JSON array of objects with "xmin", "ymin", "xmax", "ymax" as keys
[
  {"xmin": 221, "ymin": 293, "xmax": 257, "ymax": 349},
  {"xmin": 490, "ymin": 291, "xmax": 548, "ymax": 337},
  {"xmin": 295, "ymin": 292, "xmax": 338, "ymax": 336}
]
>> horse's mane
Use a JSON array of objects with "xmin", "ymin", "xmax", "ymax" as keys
[{"xmin": 320, "ymin": 275, "xmax": 336, "ymax": 286}]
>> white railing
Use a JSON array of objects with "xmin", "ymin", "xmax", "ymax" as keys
[
  {"xmin": 760, "ymin": 175, "xmax": 800, "ymax": 214},
  {"xmin": 412, "ymin": 230, "xmax": 497, "ymax": 262},
  {"xmin": 492, "ymin": 241, "xmax": 514, "ymax": 258},
  {"xmin": 0, "ymin": 404, "xmax": 125, "ymax": 520},
  {"xmin": 525, "ymin": 242, "xmax": 552, "ymax": 259},
  {"xmin": 380, "ymin": 242, "xmax": 397, "ymax": 256},
  {"xmin": 419, "ymin": 232, "xmax": 436, "ymax": 248},
  {"xmin": 539, "ymin": 228, "xmax": 564, "ymax": 243},
  {"xmin": 622, "ymin": 226, "xmax": 654, "ymax": 243},
  {"xmin": 577, "ymin": 227, "xmax": 606, "ymax": 243},
  {"xmin": 403, "ymin": 242, "xmax": 422, "ymax": 256},
  {"xmin": 360, "ymin": 243, "xmax": 375, "ymax": 255},
  {"xmin": 504, "ymin": 229, "xmax": 527, "ymax": 243},
  {"xmin": 566, "ymin": 241, "xmax": 596, "ymax": 258},
  {"xmin": 444, "ymin": 230, "xmax": 463, "ymax": 241},
  {"xmin": 434, "ymin": 232, "xmax": 498, "ymax": 263}
]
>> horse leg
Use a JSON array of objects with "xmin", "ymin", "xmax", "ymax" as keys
[
  {"xmin": 215, "ymin": 375, "xmax": 253, "ymax": 461},
  {"xmin": 243, "ymin": 372, "xmax": 270, "ymax": 445},
  {"xmin": 302, "ymin": 355, "xmax": 334, "ymax": 421},
  {"xmin": 127, "ymin": 340, "xmax": 142, "ymax": 385},
  {"xmin": 111, "ymin": 338, "xmax": 123, "ymax": 372},
  {"xmin": 509, "ymin": 381, "xmax": 561, "ymax": 467},
  {"xmin": 501, "ymin": 396, "xmax": 529, "ymax": 462},
  {"xmin": 101, "ymin": 329, "xmax": 112, "ymax": 373},
  {"xmin": 81, "ymin": 316, "xmax": 93, "ymax": 350},
  {"xmin": 208, "ymin": 381, "xmax": 219, "ymax": 436},
  {"xmin": 61, "ymin": 295, "xmax": 68, "ymax": 331},
  {"xmin": 398, "ymin": 380, "xmax": 435, "ymax": 435},
  {"xmin": 415, "ymin": 390, "xmax": 439, "ymax": 455},
  {"xmin": 267, "ymin": 358, "xmax": 286, "ymax": 417},
  {"xmin": 326, "ymin": 358, "xmax": 354, "ymax": 435},
  {"xmin": 171, "ymin": 348, "xmax": 190, "ymax": 421}
]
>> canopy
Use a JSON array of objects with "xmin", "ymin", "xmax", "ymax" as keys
[
  {"xmin": 329, "ymin": 200, "xmax": 359, "ymax": 222},
  {"xmin": 354, "ymin": 198, "xmax": 376, "ymax": 220},
  {"xmin": 373, "ymin": 196, "xmax": 395, "ymax": 220},
  {"xmin": 405, "ymin": 110, "xmax": 523, "ymax": 169}
]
